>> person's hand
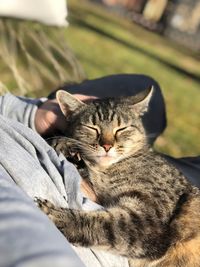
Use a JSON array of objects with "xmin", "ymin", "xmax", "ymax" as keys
[{"xmin": 35, "ymin": 94, "xmax": 97, "ymax": 136}]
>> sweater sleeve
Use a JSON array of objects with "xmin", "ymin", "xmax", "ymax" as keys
[{"xmin": 0, "ymin": 93, "xmax": 46, "ymax": 131}]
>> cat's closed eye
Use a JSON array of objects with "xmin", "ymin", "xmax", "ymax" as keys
[
  {"xmin": 114, "ymin": 126, "xmax": 136, "ymax": 138},
  {"xmin": 114, "ymin": 126, "xmax": 127, "ymax": 135},
  {"xmin": 81, "ymin": 124, "xmax": 100, "ymax": 138}
]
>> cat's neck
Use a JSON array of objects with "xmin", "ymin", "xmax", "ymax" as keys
[{"xmin": 85, "ymin": 147, "xmax": 154, "ymax": 196}]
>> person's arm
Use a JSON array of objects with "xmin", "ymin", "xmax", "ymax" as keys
[
  {"xmin": 0, "ymin": 114, "xmax": 128, "ymax": 267},
  {"xmin": 0, "ymin": 93, "xmax": 43, "ymax": 130},
  {"xmin": 0, "ymin": 112, "xmax": 87, "ymax": 267},
  {"xmin": 0, "ymin": 167, "xmax": 86, "ymax": 267},
  {"xmin": 0, "ymin": 92, "xmax": 99, "ymax": 203},
  {"xmin": 0, "ymin": 92, "xmax": 95, "ymax": 136}
]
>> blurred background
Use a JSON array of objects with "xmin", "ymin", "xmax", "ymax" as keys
[{"xmin": 0, "ymin": 0, "xmax": 199, "ymax": 158}]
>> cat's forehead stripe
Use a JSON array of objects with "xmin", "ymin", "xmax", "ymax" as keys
[
  {"xmin": 88, "ymin": 114, "xmax": 94, "ymax": 124},
  {"xmin": 91, "ymin": 113, "xmax": 96, "ymax": 125},
  {"xmin": 95, "ymin": 109, "xmax": 101, "ymax": 122},
  {"xmin": 109, "ymin": 111, "xmax": 117, "ymax": 122},
  {"xmin": 94, "ymin": 105, "xmax": 104, "ymax": 122},
  {"xmin": 90, "ymin": 101, "xmax": 126, "ymax": 126},
  {"xmin": 117, "ymin": 115, "xmax": 121, "ymax": 126},
  {"xmin": 107, "ymin": 109, "xmax": 112, "ymax": 121},
  {"xmin": 97, "ymin": 107, "xmax": 104, "ymax": 121}
]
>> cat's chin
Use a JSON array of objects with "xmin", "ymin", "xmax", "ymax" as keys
[{"xmin": 94, "ymin": 156, "xmax": 119, "ymax": 168}]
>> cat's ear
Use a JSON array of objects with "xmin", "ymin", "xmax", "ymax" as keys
[
  {"xmin": 131, "ymin": 86, "xmax": 154, "ymax": 116},
  {"xmin": 56, "ymin": 90, "xmax": 86, "ymax": 116}
]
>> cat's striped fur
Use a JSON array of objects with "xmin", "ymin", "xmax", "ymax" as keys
[{"xmin": 38, "ymin": 88, "xmax": 200, "ymax": 267}]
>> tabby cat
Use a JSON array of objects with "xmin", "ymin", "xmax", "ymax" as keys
[{"xmin": 37, "ymin": 87, "xmax": 200, "ymax": 267}]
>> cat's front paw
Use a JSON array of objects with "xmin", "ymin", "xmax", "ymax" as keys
[
  {"xmin": 35, "ymin": 198, "xmax": 55, "ymax": 220},
  {"xmin": 35, "ymin": 197, "xmax": 54, "ymax": 213},
  {"xmin": 35, "ymin": 198, "xmax": 73, "ymax": 234},
  {"xmin": 35, "ymin": 198, "xmax": 63, "ymax": 224}
]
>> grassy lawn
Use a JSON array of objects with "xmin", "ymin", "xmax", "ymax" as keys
[{"xmin": 64, "ymin": 0, "xmax": 200, "ymax": 158}]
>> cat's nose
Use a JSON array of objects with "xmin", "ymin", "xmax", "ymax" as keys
[{"xmin": 102, "ymin": 144, "xmax": 112, "ymax": 152}]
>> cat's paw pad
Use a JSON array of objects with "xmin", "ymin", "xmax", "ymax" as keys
[
  {"xmin": 34, "ymin": 198, "xmax": 55, "ymax": 215},
  {"xmin": 34, "ymin": 197, "xmax": 66, "ymax": 226}
]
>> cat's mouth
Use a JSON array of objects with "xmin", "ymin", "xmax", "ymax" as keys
[{"xmin": 91, "ymin": 148, "xmax": 120, "ymax": 166}]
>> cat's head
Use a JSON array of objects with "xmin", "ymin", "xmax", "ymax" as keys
[{"xmin": 56, "ymin": 87, "xmax": 154, "ymax": 168}]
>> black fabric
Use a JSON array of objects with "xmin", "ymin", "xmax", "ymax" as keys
[
  {"xmin": 48, "ymin": 74, "xmax": 167, "ymax": 142},
  {"xmin": 166, "ymin": 155, "xmax": 200, "ymax": 188}
]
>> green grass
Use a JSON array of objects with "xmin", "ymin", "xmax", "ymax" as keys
[{"xmin": 64, "ymin": 0, "xmax": 200, "ymax": 157}]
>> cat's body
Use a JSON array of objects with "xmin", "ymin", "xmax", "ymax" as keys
[{"xmin": 38, "ymin": 88, "xmax": 200, "ymax": 267}]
